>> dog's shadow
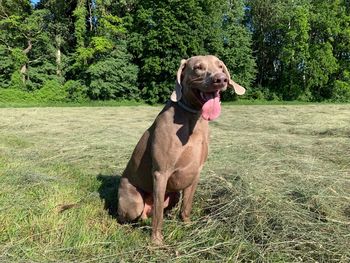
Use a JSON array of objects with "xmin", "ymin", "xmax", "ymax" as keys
[{"xmin": 97, "ymin": 174, "xmax": 121, "ymax": 218}]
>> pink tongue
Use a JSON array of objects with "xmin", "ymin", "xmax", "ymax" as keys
[{"xmin": 201, "ymin": 95, "xmax": 221, "ymax": 121}]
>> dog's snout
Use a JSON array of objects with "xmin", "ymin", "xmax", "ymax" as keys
[{"xmin": 213, "ymin": 73, "xmax": 228, "ymax": 84}]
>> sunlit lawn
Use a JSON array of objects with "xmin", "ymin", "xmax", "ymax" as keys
[{"xmin": 1, "ymin": 104, "xmax": 349, "ymax": 262}]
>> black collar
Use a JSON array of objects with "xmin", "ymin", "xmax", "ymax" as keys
[{"xmin": 177, "ymin": 99, "xmax": 200, "ymax": 114}]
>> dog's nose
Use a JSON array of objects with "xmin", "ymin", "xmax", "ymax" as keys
[{"xmin": 213, "ymin": 73, "xmax": 228, "ymax": 84}]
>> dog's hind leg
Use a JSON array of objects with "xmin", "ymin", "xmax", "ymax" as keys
[{"xmin": 117, "ymin": 177, "xmax": 144, "ymax": 223}]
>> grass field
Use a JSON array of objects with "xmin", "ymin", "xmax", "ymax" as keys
[{"xmin": 1, "ymin": 104, "xmax": 349, "ymax": 262}]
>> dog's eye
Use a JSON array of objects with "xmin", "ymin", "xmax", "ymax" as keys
[
  {"xmin": 194, "ymin": 64, "xmax": 205, "ymax": 71},
  {"xmin": 218, "ymin": 64, "xmax": 225, "ymax": 73}
]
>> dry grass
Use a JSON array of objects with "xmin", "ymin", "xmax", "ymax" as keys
[{"xmin": 0, "ymin": 104, "xmax": 349, "ymax": 262}]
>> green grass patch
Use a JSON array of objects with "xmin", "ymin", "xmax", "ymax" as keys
[
  {"xmin": 0, "ymin": 98, "xmax": 145, "ymax": 108},
  {"xmin": 223, "ymin": 99, "xmax": 350, "ymax": 106},
  {"xmin": 1, "ymin": 105, "xmax": 349, "ymax": 262}
]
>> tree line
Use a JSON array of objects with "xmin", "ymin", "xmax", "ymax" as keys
[{"xmin": 0, "ymin": 0, "xmax": 349, "ymax": 103}]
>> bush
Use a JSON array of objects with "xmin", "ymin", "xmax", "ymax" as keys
[
  {"xmin": 0, "ymin": 88, "xmax": 35, "ymax": 103},
  {"xmin": 63, "ymin": 80, "xmax": 88, "ymax": 102},
  {"xmin": 26, "ymin": 62, "xmax": 59, "ymax": 91},
  {"xmin": 332, "ymin": 80, "xmax": 350, "ymax": 102},
  {"xmin": 1, "ymin": 80, "xmax": 86, "ymax": 104},
  {"xmin": 87, "ymin": 56, "xmax": 139, "ymax": 100},
  {"xmin": 0, "ymin": 45, "xmax": 14, "ymax": 89},
  {"xmin": 243, "ymin": 86, "xmax": 283, "ymax": 102},
  {"xmin": 10, "ymin": 72, "xmax": 26, "ymax": 90},
  {"xmin": 86, "ymin": 44, "xmax": 139, "ymax": 101},
  {"xmin": 33, "ymin": 79, "xmax": 67, "ymax": 102}
]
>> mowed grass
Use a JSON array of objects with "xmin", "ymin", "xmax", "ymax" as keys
[{"xmin": 0, "ymin": 104, "xmax": 349, "ymax": 262}]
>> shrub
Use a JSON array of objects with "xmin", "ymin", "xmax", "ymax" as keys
[
  {"xmin": 332, "ymin": 80, "xmax": 350, "ymax": 102},
  {"xmin": 86, "ymin": 44, "xmax": 139, "ymax": 101},
  {"xmin": 34, "ymin": 79, "xmax": 67, "ymax": 102},
  {"xmin": 87, "ymin": 57, "xmax": 139, "ymax": 100},
  {"xmin": 10, "ymin": 72, "xmax": 26, "ymax": 90},
  {"xmin": 26, "ymin": 62, "xmax": 59, "ymax": 91},
  {"xmin": 243, "ymin": 86, "xmax": 283, "ymax": 101},
  {"xmin": 63, "ymin": 80, "xmax": 88, "ymax": 102},
  {"xmin": 0, "ymin": 88, "xmax": 35, "ymax": 103}
]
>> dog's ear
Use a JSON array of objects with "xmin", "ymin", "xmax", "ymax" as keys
[
  {"xmin": 171, "ymin": 59, "xmax": 187, "ymax": 102},
  {"xmin": 222, "ymin": 63, "xmax": 246, "ymax": 95}
]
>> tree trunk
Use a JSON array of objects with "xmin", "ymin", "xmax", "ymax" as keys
[
  {"xmin": 55, "ymin": 35, "xmax": 62, "ymax": 77},
  {"xmin": 56, "ymin": 48, "xmax": 61, "ymax": 76},
  {"xmin": 20, "ymin": 64, "xmax": 27, "ymax": 84},
  {"xmin": 88, "ymin": 1, "xmax": 93, "ymax": 32},
  {"xmin": 23, "ymin": 39, "xmax": 32, "ymax": 54},
  {"xmin": 21, "ymin": 39, "xmax": 32, "ymax": 84}
]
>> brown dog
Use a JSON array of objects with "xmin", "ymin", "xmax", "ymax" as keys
[{"xmin": 117, "ymin": 55, "xmax": 245, "ymax": 245}]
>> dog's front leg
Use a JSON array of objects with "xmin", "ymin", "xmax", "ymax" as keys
[
  {"xmin": 181, "ymin": 173, "xmax": 200, "ymax": 223},
  {"xmin": 151, "ymin": 170, "xmax": 167, "ymax": 245}
]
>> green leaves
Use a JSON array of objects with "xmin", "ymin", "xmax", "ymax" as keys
[
  {"xmin": 10, "ymin": 48, "xmax": 28, "ymax": 68},
  {"xmin": 73, "ymin": 4, "xmax": 87, "ymax": 48},
  {"xmin": 247, "ymin": 0, "xmax": 350, "ymax": 102},
  {"xmin": 86, "ymin": 51, "xmax": 139, "ymax": 100},
  {"xmin": 98, "ymin": 14, "xmax": 126, "ymax": 35},
  {"xmin": 129, "ymin": 0, "xmax": 255, "ymax": 103},
  {"xmin": 90, "ymin": 37, "xmax": 114, "ymax": 53},
  {"xmin": 0, "ymin": 0, "xmax": 349, "ymax": 103}
]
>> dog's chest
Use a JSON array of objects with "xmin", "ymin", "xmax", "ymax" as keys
[{"xmin": 166, "ymin": 129, "xmax": 208, "ymax": 191}]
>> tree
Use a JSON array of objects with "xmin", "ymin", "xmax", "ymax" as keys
[
  {"xmin": 126, "ymin": 0, "xmax": 255, "ymax": 103},
  {"xmin": 0, "ymin": 0, "xmax": 32, "ymax": 88},
  {"xmin": 71, "ymin": 0, "xmax": 139, "ymax": 100},
  {"xmin": 127, "ymin": 0, "xmax": 205, "ymax": 103},
  {"xmin": 307, "ymin": 0, "xmax": 340, "ymax": 100},
  {"xmin": 220, "ymin": 0, "xmax": 256, "ymax": 100},
  {"xmin": 86, "ymin": 44, "xmax": 138, "ymax": 100},
  {"xmin": 246, "ymin": 0, "xmax": 282, "ymax": 90},
  {"xmin": 2, "ymin": 0, "xmax": 349, "ymax": 103},
  {"xmin": 246, "ymin": 0, "xmax": 311, "ymax": 100},
  {"xmin": 246, "ymin": 0, "xmax": 350, "ymax": 102},
  {"xmin": 329, "ymin": 0, "xmax": 350, "ymax": 101},
  {"xmin": 36, "ymin": 0, "xmax": 78, "ymax": 78},
  {"xmin": 0, "ymin": 3, "xmax": 55, "ymax": 90},
  {"xmin": 279, "ymin": 1, "xmax": 310, "ymax": 100}
]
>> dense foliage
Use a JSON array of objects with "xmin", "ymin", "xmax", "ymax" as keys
[{"xmin": 0, "ymin": 0, "xmax": 349, "ymax": 103}]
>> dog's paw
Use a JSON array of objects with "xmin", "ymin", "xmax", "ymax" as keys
[
  {"xmin": 182, "ymin": 217, "xmax": 191, "ymax": 224},
  {"xmin": 180, "ymin": 213, "xmax": 191, "ymax": 224},
  {"xmin": 151, "ymin": 232, "xmax": 164, "ymax": 246}
]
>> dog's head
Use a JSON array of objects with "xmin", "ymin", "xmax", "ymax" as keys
[{"xmin": 171, "ymin": 55, "xmax": 245, "ymax": 120}]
